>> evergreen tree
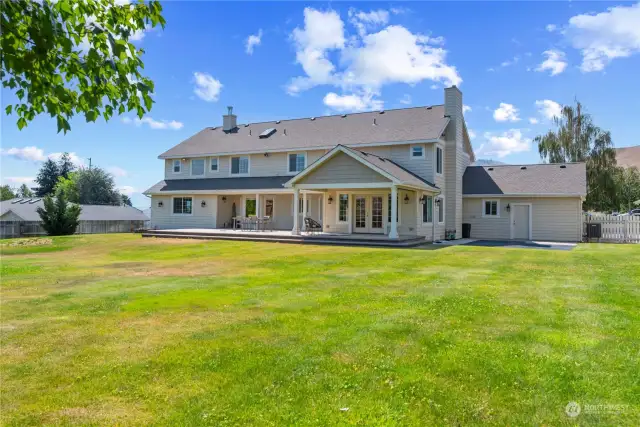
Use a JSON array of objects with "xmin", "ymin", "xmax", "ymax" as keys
[
  {"xmin": 0, "ymin": 185, "xmax": 16, "ymax": 201},
  {"xmin": 35, "ymin": 158, "xmax": 60, "ymax": 197},
  {"xmin": 57, "ymin": 152, "xmax": 75, "ymax": 180},
  {"xmin": 36, "ymin": 192, "xmax": 81, "ymax": 236},
  {"xmin": 73, "ymin": 167, "xmax": 121, "ymax": 205},
  {"xmin": 120, "ymin": 194, "xmax": 133, "ymax": 206},
  {"xmin": 17, "ymin": 183, "xmax": 33, "ymax": 198}
]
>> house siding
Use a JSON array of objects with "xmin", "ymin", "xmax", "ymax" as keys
[
  {"xmin": 462, "ymin": 197, "xmax": 583, "ymax": 242},
  {"xmin": 299, "ymin": 152, "xmax": 392, "ymax": 185},
  {"xmin": 151, "ymin": 195, "xmax": 217, "ymax": 229},
  {"xmin": 0, "ymin": 211, "xmax": 24, "ymax": 221}
]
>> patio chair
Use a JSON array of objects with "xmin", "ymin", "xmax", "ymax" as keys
[
  {"xmin": 261, "ymin": 216, "xmax": 273, "ymax": 232},
  {"xmin": 304, "ymin": 217, "xmax": 322, "ymax": 235}
]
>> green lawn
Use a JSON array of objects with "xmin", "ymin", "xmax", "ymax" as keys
[{"xmin": 1, "ymin": 235, "xmax": 639, "ymax": 426}]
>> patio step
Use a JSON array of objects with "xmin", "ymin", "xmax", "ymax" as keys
[{"xmin": 141, "ymin": 231, "xmax": 428, "ymax": 248}]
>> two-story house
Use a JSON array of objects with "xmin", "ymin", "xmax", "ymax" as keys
[{"xmin": 145, "ymin": 86, "xmax": 586, "ymax": 242}]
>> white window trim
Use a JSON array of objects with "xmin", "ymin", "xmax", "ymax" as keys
[
  {"xmin": 437, "ymin": 195, "xmax": 445, "ymax": 224},
  {"xmin": 172, "ymin": 159, "xmax": 182, "ymax": 174},
  {"xmin": 410, "ymin": 144, "xmax": 425, "ymax": 159},
  {"xmin": 336, "ymin": 193, "xmax": 349, "ymax": 223},
  {"xmin": 209, "ymin": 156, "xmax": 219, "ymax": 173},
  {"xmin": 481, "ymin": 199, "xmax": 501, "ymax": 218},
  {"xmin": 190, "ymin": 158, "xmax": 205, "ymax": 177},
  {"xmin": 286, "ymin": 151, "xmax": 308, "ymax": 175},
  {"xmin": 229, "ymin": 155, "xmax": 250, "ymax": 176},
  {"xmin": 171, "ymin": 196, "xmax": 193, "ymax": 216},
  {"xmin": 421, "ymin": 194, "xmax": 434, "ymax": 224},
  {"xmin": 435, "ymin": 145, "xmax": 444, "ymax": 175}
]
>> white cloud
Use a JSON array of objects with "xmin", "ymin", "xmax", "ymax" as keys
[
  {"xmin": 2, "ymin": 177, "xmax": 36, "ymax": 186},
  {"xmin": 122, "ymin": 116, "xmax": 183, "ymax": 130},
  {"xmin": 48, "ymin": 152, "xmax": 86, "ymax": 167},
  {"xmin": 468, "ymin": 129, "xmax": 476, "ymax": 139},
  {"xmin": 107, "ymin": 166, "xmax": 128, "ymax": 177},
  {"xmin": 478, "ymin": 129, "xmax": 531, "ymax": 158},
  {"xmin": 566, "ymin": 3, "xmax": 640, "ymax": 72},
  {"xmin": 535, "ymin": 99, "xmax": 562, "ymax": 120},
  {"xmin": 399, "ymin": 94, "xmax": 412, "ymax": 105},
  {"xmin": 117, "ymin": 185, "xmax": 136, "ymax": 196},
  {"xmin": 349, "ymin": 9, "xmax": 390, "ymax": 36},
  {"xmin": 193, "ymin": 72, "xmax": 223, "ymax": 102},
  {"xmin": 287, "ymin": 8, "xmax": 460, "ymax": 98},
  {"xmin": 529, "ymin": 117, "xmax": 539, "ymax": 124},
  {"xmin": 463, "ymin": 105, "xmax": 472, "ymax": 113},
  {"xmin": 499, "ymin": 56, "xmax": 520, "ymax": 68},
  {"xmin": 546, "ymin": 24, "xmax": 557, "ymax": 33},
  {"xmin": 245, "ymin": 29, "xmax": 263, "ymax": 55},
  {"xmin": 493, "ymin": 103, "xmax": 520, "ymax": 122},
  {"xmin": 323, "ymin": 90, "xmax": 383, "ymax": 112},
  {"xmin": 536, "ymin": 49, "xmax": 567, "ymax": 76},
  {"xmin": 0, "ymin": 146, "xmax": 46, "ymax": 162}
]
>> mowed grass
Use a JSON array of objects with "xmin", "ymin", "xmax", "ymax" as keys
[{"xmin": 1, "ymin": 235, "xmax": 639, "ymax": 426}]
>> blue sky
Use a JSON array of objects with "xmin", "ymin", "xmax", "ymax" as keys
[{"xmin": 2, "ymin": 1, "xmax": 639, "ymax": 208}]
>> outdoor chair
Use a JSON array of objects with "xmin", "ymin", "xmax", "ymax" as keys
[{"xmin": 304, "ymin": 217, "xmax": 322, "ymax": 235}]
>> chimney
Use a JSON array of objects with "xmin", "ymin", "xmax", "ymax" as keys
[{"xmin": 223, "ymin": 106, "xmax": 237, "ymax": 132}]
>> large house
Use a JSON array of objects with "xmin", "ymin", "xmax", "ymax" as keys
[{"xmin": 145, "ymin": 86, "xmax": 586, "ymax": 242}]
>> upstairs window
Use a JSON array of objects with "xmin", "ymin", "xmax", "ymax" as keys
[
  {"xmin": 210, "ymin": 157, "xmax": 219, "ymax": 172},
  {"xmin": 411, "ymin": 145, "xmax": 425, "ymax": 159},
  {"xmin": 483, "ymin": 200, "xmax": 500, "ymax": 217},
  {"xmin": 288, "ymin": 153, "xmax": 306, "ymax": 173},
  {"xmin": 422, "ymin": 196, "xmax": 433, "ymax": 223},
  {"xmin": 231, "ymin": 156, "xmax": 249, "ymax": 175},
  {"xmin": 173, "ymin": 197, "xmax": 192, "ymax": 215},
  {"xmin": 191, "ymin": 159, "xmax": 205, "ymax": 176},
  {"xmin": 172, "ymin": 160, "xmax": 181, "ymax": 173},
  {"xmin": 436, "ymin": 147, "xmax": 443, "ymax": 174}
]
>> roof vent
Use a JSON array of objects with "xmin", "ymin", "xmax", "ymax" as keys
[
  {"xmin": 210, "ymin": 126, "xmax": 217, "ymax": 130},
  {"xmin": 560, "ymin": 164, "xmax": 567, "ymax": 169},
  {"xmin": 244, "ymin": 124, "xmax": 250, "ymax": 127},
  {"xmin": 342, "ymin": 114, "xmax": 347, "ymax": 118},
  {"xmin": 373, "ymin": 118, "xmax": 377, "ymax": 125},
  {"xmin": 259, "ymin": 128, "xmax": 276, "ymax": 138},
  {"xmin": 310, "ymin": 117, "xmax": 315, "ymax": 121},
  {"xmin": 28, "ymin": 198, "xmax": 41, "ymax": 204},
  {"xmin": 11, "ymin": 199, "xmax": 23, "ymax": 204},
  {"xmin": 426, "ymin": 106, "xmax": 433, "ymax": 110},
  {"xmin": 379, "ymin": 110, "xmax": 385, "ymax": 114},
  {"xmin": 488, "ymin": 167, "xmax": 494, "ymax": 171},
  {"xmin": 520, "ymin": 166, "xmax": 527, "ymax": 170},
  {"xmin": 276, "ymin": 120, "xmax": 281, "ymax": 124},
  {"xmin": 19, "ymin": 199, "xmax": 31, "ymax": 204}
]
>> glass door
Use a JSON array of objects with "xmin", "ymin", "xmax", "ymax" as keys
[
  {"xmin": 354, "ymin": 196, "xmax": 367, "ymax": 233},
  {"xmin": 370, "ymin": 195, "xmax": 384, "ymax": 233}
]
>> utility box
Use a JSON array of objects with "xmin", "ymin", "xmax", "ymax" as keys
[
  {"xmin": 586, "ymin": 223, "xmax": 602, "ymax": 239},
  {"xmin": 462, "ymin": 223, "xmax": 471, "ymax": 239}
]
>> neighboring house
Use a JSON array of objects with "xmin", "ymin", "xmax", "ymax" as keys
[
  {"xmin": 616, "ymin": 145, "xmax": 640, "ymax": 169},
  {"xmin": 0, "ymin": 198, "xmax": 149, "ymax": 238},
  {"xmin": 144, "ymin": 86, "xmax": 587, "ymax": 242}
]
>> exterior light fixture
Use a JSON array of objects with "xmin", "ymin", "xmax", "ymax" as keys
[
  {"xmin": 404, "ymin": 194, "xmax": 410, "ymax": 204},
  {"xmin": 328, "ymin": 196, "xmax": 333, "ymax": 204},
  {"xmin": 201, "ymin": 200, "xmax": 207, "ymax": 208},
  {"xmin": 506, "ymin": 203, "xmax": 511, "ymax": 213},
  {"xmin": 221, "ymin": 196, "xmax": 227, "ymax": 203},
  {"xmin": 419, "ymin": 196, "xmax": 426, "ymax": 205},
  {"xmin": 435, "ymin": 198, "xmax": 442, "ymax": 206},
  {"xmin": 158, "ymin": 201, "xmax": 163, "ymax": 207}
]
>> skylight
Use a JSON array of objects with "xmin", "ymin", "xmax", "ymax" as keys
[{"xmin": 259, "ymin": 128, "xmax": 276, "ymax": 138}]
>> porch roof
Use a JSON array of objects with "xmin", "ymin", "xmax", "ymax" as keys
[
  {"xmin": 144, "ymin": 176, "xmax": 290, "ymax": 195},
  {"xmin": 285, "ymin": 145, "xmax": 439, "ymax": 191}
]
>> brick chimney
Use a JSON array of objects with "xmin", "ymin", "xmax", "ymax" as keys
[{"xmin": 223, "ymin": 106, "xmax": 237, "ymax": 132}]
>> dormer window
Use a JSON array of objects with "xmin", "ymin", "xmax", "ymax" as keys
[{"xmin": 172, "ymin": 159, "xmax": 181, "ymax": 173}]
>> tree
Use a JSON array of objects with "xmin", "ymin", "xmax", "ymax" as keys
[
  {"xmin": 65, "ymin": 167, "xmax": 121, "ymax": 205},
  {"xmin": 17, "ymin": 183, "xmax": 34, "ymax": 198},
  {"xmin": 1, "ymin": 0, "xmax": 165, "ymax": 133},
  {"xmin": 615, "ymin": 167, "xmax": 640, "ymax": 213},
  {"xmin": 54, "ymin": 173, "xmax": 80, "ymax": 202},
  {"xmin": 37, "ymin": 192, "xmax": 81, "ymax": 236},
  {"xmin": 0, "ymin": 185, "xmax": 17, "ymax": 201},
  {"xmin": 57, "ymin": 152, "xmax": 75, "ymax": 180},
  {"xmin": 35, "ymin": 158, "xmax": 60, "ymax": 197},
  {"xmin": 120, "ymin": 194, "xmax": 132, "ymax": 206},
  {"xmin": 535, "ymin": 100, "xmax": 618, "ymax": 211}
]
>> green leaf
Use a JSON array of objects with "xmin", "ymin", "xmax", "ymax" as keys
[
  {"xmin": 5, "ymin": 105, "xmax": 12, "ymax": 115},
  {"xmin": 17, "ymin": 117, "xmax": 27, "ymax": 130}
]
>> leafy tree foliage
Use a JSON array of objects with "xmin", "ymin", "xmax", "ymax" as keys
[
  {"xmin": 0, "ymin": 185, "xmax": 17, "ymax": 201},
  {"xmin": 35, "ymin": 158, "xmax": 60, "ymax": 197},
  {"xmin": 17, "ymin": 183, "xmax": 34, "ymax": 198},
  {"xmin": 1, "ymin": 0, "xmax": 165, "ymax": 133},
  {"xmin": 57, "ymin": 167, "xmax": 123, "ymax": 205},
  {"xmin": 614, "ymin": 167, "xmax": 640, "ymax": 213},
  {"xmin": 57, "ymin": 152, "xmax": 75, "ymax": 180},
  {"xmin": 36, "ymin": 192, "xmax": 81, "ymax": 236},
  {"xmin": 535, "ymin": 101, "xmax": 618, "ymax": 211},
  {"xmin": 120, "ymin": 194, "xmax": 132, "ymax": 206},
  {"xmin": 54, "ymin": 173, "xmax": 80, "ymax": 202}
]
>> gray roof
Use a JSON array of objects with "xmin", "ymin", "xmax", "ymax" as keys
[
  {"xmin": 0, "ymin": 198, "xmax": 150, "ymax": 222},
  {"xmin": 159, "ymin": 105, "xmax": 449, "ymax": 158},
  {"xmin": 145, "ymin": 176, "xmax": 291, "ymax": 194},
  {"xmin": 462, "ymin": 163, "xmax": 586, "ymax": 196}
]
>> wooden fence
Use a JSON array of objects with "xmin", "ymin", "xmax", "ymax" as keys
[
  {"xmin": 583, "ymin": 214, "xmax": 640, "ymax": 243},
  {"xmin": 0, "ymin": 220, "xmax": 145, "ymax": 238}
]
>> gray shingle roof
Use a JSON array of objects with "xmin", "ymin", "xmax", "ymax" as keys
[
  {"xmin": 144, "ymin": 176, "xmax": 291, "ymax": 194},
  {"xmin": 159, "ymin": 106, "xmax": 449, "ymax": 158},
  {"xmin": 462, "ymin": 163, "xmax": 586, "ymax": 196},
  {"xmin": 0, "ymin": 199, "xmax": 150, "ymax": 222}
]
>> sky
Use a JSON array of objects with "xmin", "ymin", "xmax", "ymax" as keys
[{"xmin": 2, "ymin": 1, "xmax": 639, "ymax": 209}]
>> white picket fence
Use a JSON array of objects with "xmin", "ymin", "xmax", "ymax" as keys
[{"xmin": 584, "ymin": 213, "xmax": 640, "ymax": 243}]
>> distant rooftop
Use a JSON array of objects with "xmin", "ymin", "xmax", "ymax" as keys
[{"xmin": 0, "ymin": 199, "xmax": 150, "ymax": 222}]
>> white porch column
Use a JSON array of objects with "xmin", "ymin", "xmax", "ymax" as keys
[
  {"xmin": 389, "ymin": 185, "xmax": 399, "ymax": 239},
  {"xmin": 301, "ymin": 192, "xmax": 308, "ymax": 231},
  {"xmin": 292, "ymin": 188, "xmax": 301, "ymax": 235},
  {"xmin": 255, "ymin": 193, "xmax": 260, "ymax": 217}
]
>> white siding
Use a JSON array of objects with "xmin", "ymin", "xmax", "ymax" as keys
[
  {"xmin": 364, "ymin": 144, "xmax": 435, "ymax": 183},
  {"xmin": 299, "ymin": 152, "xmax": 391, "ymax": 184},
  {"xmin": 0, "ymin": 211, "xmax": 25, "ymax": 221},
  {"xmin": 151, "ymin": 195, "xmax": 217, "ymax": 229},
  {"xmin": 462, "ymin": 197, "xmax": 583, "ymax": 242}
]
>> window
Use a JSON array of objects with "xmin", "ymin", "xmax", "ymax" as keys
[
  {"xmin": 438, "ymin": 197, "xmax": 444, "ymax": 223},
  {"xmin": 436, "ymin": 146, "xmax": 443, "ymax": 174},
  {"xmin": 173, "ymin": 197, "xmax": 192, "ymax": 215},
  {"xmin": 172, "ymin": 160, "xmax": 181, "ymax": 173},
  {"xmin": 483, "ymin": 200, "xmax": 500, "ymax": 217},
  {"xmin": 288, "ymin": 153, "xmax": 306, "ymax": 173},
  {"xmin": 191, "ymin": 159, "xmax": 205, "ymax": 176},
  {"xmin": 245, "ymin": 198, "xmax": 256, "ymax": 216},
  {"xmin": 422, "ymin": 196, "xmax": 433, "ymax": 223},
  {"xmin": 210, "ymin": 157, "xmax": 219, "ymax": 172},
  {"xmin": 265, "ymin": 199, "xmax": 274, "ymax": 217},
  {"xmin": 387, "ymin": 194, "xmax": 399, "ymax": 223},
  {"xmin": 231, "ymin": 156, "xmax": 249, "ymax": 175},
  {"xmin": 338, "ymin": 194, "xmax": 348, "ymax": 222},
  {"xmin": 411, "ymin": 145, "xmax": 424, "ymax": 159}
]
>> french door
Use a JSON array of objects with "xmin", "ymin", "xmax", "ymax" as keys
[{"xmin": 353, "ymin": 195, "xmax": 384, "ymax": 234}]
